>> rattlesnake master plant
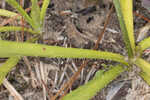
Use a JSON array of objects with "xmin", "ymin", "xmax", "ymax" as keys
[
  {"xmin": 0, "ymin": 0, "xmax": 150, "ymax": 100},
  {"xmin": 0, "ymin": 0, "xmax": 51, "ymax": 85},
  {"xmin": 63, "ymin": 0, "xmax": 150, "ymax": 99}
]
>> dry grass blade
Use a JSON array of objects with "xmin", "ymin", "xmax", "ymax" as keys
[
  {"xmin": 51, "ymin": 5, "xmax": 114, "ymax": 100},
  {"xmin": 41, "ymin": 79, "xmax": 53, "ymax": 99},
  {"xmin": 40, "ymin": 62, "xmax": 47, "ymax": 100},
  {"xmin": 23, "ymin": 57, "xmax": 37, "ymax": 88},
  {"xmin": 3, "ymin": 79, "xmax": 24, "ymax": 100},
  {"xmin": 84, "ymin": 64, "xmax": 97, "ymax": 84}
]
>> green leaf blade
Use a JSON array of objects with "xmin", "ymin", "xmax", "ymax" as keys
[
  {"xmin": 113, "ymin": 0, "xmax": 135, "ymax": 58},
  {"xmin": 120, "ymin": 0, "xmax": 135, "ymax": 55},
  {"xmin": 40, "ymin": 0, "xmax": 50, "ymax": 25},
  {"xmin": 134, "ymin": 58, "xmax": 150, "ymax": 77},
  {"xmin": 140, "ymin": 71, "xmax": 150, "ymax": 86},
  {"xmin": 135, "ymin": 58, "xmax": 150, "ymax": 86},
  {"xmin": 31, "ymin": 0, "xmax": 42, "ymax": 32},
  {"xmin": 0, "ymin": 57, "xmax": 20, "ymax": 84},
  {"xmin": 0, "ymin": 9, "xmax": 20, "ymax": 18},
  {"xmin": 136, "ymin": 37, "xmax": 150, "ymax": 53},
  {"xmin": 62, "ymin": 65, "xmax": 125, "ymax": 100},
  {"xmin": 6, "ymin": 0, "xmax": 35, "ymax": 29}
]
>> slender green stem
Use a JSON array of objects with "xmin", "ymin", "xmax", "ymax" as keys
[{"xmin": 0, "ymin": 26, "xmax": 39, "ymax": 34}]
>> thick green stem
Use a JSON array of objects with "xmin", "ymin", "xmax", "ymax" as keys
[{"xmin": 0, "ymin": 40, "xmax": 128, "ymax": 65}]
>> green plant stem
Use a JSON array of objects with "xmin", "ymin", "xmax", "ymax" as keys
[
  {"xmin": 62, "ymin": 65, "xmax": 125, "ymax": 100},
  {"xmin": 0, "ymin": 40, "xmax": 128, "ymax": 66},
  {"xmin": 0, "ymin": 36, "xmax": 40, "ymax": 85},
  {"xmin": 0, "ymin": 26, "xmax": 39, "ymax": 34},
  {"xmin": 0, "ymin": 57, "xmax": 20, "ymax": 84}
]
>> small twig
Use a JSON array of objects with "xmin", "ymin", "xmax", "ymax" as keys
[
  {"xmin": 134, "ymin": 11, "xmax": 150, "ymax": 23},
  {"xmin": 93, "ymin": 5, "xmax": 114, "ymax": 50},
  {"xmin": 59, "ymin": 88, "xmax": 70, "ymax": 100}
]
